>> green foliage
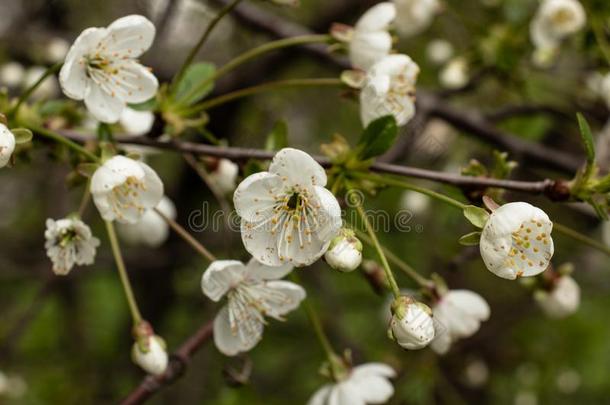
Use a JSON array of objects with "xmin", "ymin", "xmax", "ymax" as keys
[
  {"xmin": 459, "ymin": 231, "xmax": 482, "ymax": 246},
  {"xmin": 463, "ymin": 205, "xmax": 490, "ymax": 228},
  {"xmin": 356, "ymin": 116, "xmax": 398, "ymax": 160},
  {"xmin": 576, "ymin": 113, "xmax": 595, "ymax": 169},
  {"xmin": 265, "ymin": 120, "xmax": 289, "ymax": 151},
  {"xmin": 172, "ymin": 62, "xmax": 216, "ymax": 106}
]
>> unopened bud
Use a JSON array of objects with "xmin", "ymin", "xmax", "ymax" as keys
[
  {"xmin": 324, "ymin": 229, "xmax": 362, "ymax": 272},
  {"xmin": 389, "ymin": 296, "xmax": 435, "ymax": 350}
]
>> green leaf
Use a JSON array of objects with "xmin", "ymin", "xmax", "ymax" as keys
[
  {"xmin": 76, "ymin": 163, "xmax": 99, "ymax": 178},
  {"xmin": 265, "ymin": 121, "xmax": 288, "ymax": 151},
  {"xmin": 357, "ymin": 115, "xmax": 398, "ymax": 160},
  {"xmin": 173, "ymin": 62, "xmax": 216, "ymax": 106},
  {"xmin": 463, "ymin": 205, "xmax": 490, "ymax": 228},
  {"xmin": 576, "ymin": 112, "xmax": 595, "ymax": 166},
  {"xmin": 11, "ymin": 128, "xmax": 33, "ymax": 144},
  {"xmin": 458, "ymin": 231, "xmax": 482, "ymax": 246},
  {"xmin": 128, "ymin": 97, "xmax": 158, "ymax": 111}
]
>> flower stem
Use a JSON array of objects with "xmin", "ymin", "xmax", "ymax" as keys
[
  {"xmin": 10, "ymin": 62, "xmax": 62, "ymax": 118},
  {"xmin": 353, "ymin": 172, "xmax": 467, "ymax": 210},
  {"xmin": 355, "ymin": 230, "xmax": 431, "ymax": 288},
  {"xmin": 77, "ymin": 181, "xmax": 91, "ymax": 217},
  {"xmin": 29, "ymin": 124, "xmax": 100, "ymax": 162},
  {"xmin": 349, "ymin": 188, "xmax": 401, "ymax": 298},
  {"xmin": 176, "ymin": 34, "xmax": 332, "ymax": 107},
  {"xmin": 182, "ymin": 78, "xmax": 342, "ymax": 114},
  {"xmin": 591, "ymin": 16, "xmax": 610, "ymax": 67},
  {"xmin": 105, "ymin": 221, "xmax": 143, "ymax": 325},
  {"xmin": 154, "ymin": 208, "xmax": 216, "ymax": 261},
  {"xmin": 290, "ymin": 273, "xmax": 337, "ymax": 360},
  {"xmin": 553, "ymin": 222, "xmax": 610, "ymax": 256},
  {"xmin": 172, "ymin": 0, "xmax": 244, "ymax": 87}
]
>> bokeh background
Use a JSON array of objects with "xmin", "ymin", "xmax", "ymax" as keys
[{"xmin": 1, "ymin": 0, "xmax": 610, "ymax": 404}]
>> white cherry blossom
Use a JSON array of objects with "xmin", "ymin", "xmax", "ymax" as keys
[
  {"xmin": 307, "ymin": 363, "xmax": 396, "ymax": 405},
  {"xmin": 23, "ymin": 66, "xmax": 59, "ymax": 100},
  {"xmin": 44, "ymin": 217, "xmax": 100, "ymax": 275},
  {"xmin": 116, "ymin": 196, "xmax": 176, "ymax": 247},
  {"xmin": 393, "ymin": 0, "xmax": 441, "ymax": 37},
  {"xmin": 132, "ymin": 334, "xmax": 168, "ymax": 375},
  {"xmin": 90, "ymin": 155, "xmax": 164, "ymax": 224},
  {"xmin": 360, "ymin": 54, "xmax": 419, "ymax": 127},
  {"xmin": 119, "ymin": 107, "xmax": 155, "ymax": 136},
  {"xmin": 201, "ymin": 258, "xmax": 305, "ymax": 356},
  {"xmin": 0, "ymin": 124, "xmax": 15, "ymax": 168},
  {"xmin": 536, "ymin": 275, "xmax": 580, "ymax": 318},
  {"xmin": 59, "ymin": 15, "xmax": 159, "ymax": 123},
  {"xmin": 0, "ymin": 62, "xmax": 24, "ymax": 88},
  {"xmin": 430, "ymin": 289, "xmax": 490, "ymax": 354},
  {"xmin": 480, "ymin": 202, "xmax": 554, "ymax": 280},
  {"xmin": 233, "ymin": 148, "xmax": 342, "ymax": 267},
  {"xmin": 389, "ymin": 296, "xmax": 435, "ymax": 350},
  {"xmin": 349, "ymin": 2, "xmax": 396, "ymax": 71},
  {"xmin": 530, "ymin": 0, "xmax": 585, "ymax": 57},
  {"xmin": 426, "ymin": 39, "xmax": 454, "ymax": 65},
  {"xmin": 439, "ymin": 57, "xmax": 469, "ymax": 89}
]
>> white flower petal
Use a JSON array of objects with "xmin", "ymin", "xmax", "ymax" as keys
[
  {"xmin": 84, "ymin": 81, "xmax": 126, "ymax": 123},
  {"xmin": 349, "ymin": 31, "xmax": 393, "ymax": 71},
  {"xmin": 0, "ymin": 124, "xmax": 16, "ymax": 168},
  {"xmin": 109, "ymin": 60, "xmax": 158, "ymax": 104},
  {"xmin": 351, "ymin": 363, "xmax": 396, "ymax": 379},
  {"xmin": 233, "ymin": 172, "xmax": 283, "ymax": 222},
  {"xmin": 59, "ymin": 27, "xmax": 107, "ymax": 100},
  {"xmin": 348, "ymin": 375, "xmax": 394, "ymax": 403},
  {"xmin": 268, "ymin": 148, "xmax": 327, "ymax": 188},
  {"xmin": 259, "ymin": 280, "xmax": 306, "ymax": 319},
  {"xmin": 103, "ymin": 15, "xmax": 156, "ymax": 58},
  {"xmin": 213, "ymin": 305, "xmax": 263, "ymax": 356},
  {"xmin": 241, "ymin": 219, "xmax": 284, "ymax": 267},
  {"xmin": 120, "ymin": 108, "xmax": 155, "ymax": 136},
  {"xmin": 245, "ymin": 257, "xmax": 293, "ymax": 281},
  {"xmin": 307, "ymin": 385, "xmax": 333, "ymax": 405},
  {"xmin": 329, "ymin": 383, "xmax": 366, "ymax": 405},
  {"xmin": 355, "ymin": 2, "xmax": 396, "ymax": 32},
  {"xmin": 137, "ymin": 161, "xmax": 164, "ymax": 208},
  {"xmin": 201, "ymin": 260, "xmax": 246, "ymax": 301}
]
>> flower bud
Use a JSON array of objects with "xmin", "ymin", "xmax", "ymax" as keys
[
  {"xmin": 0, "ymin": 124, "xmax": 16, "ymax": 168},
  {"xmin": 389, "ymin": 296, "xmax": 435, "ymax": 350},
  {"xmin": 324, "ymin": 229, "xmax": 362, "ymax": 272},
  {"xmin": 535, "ymin": 275, "xmax": 580, "ymax": 318},
  {"xmin": 208, "ymin": 158, "xmax": 239, "ymax": 194},
  {"xmin": 132, "ymin": 334, "xmax": 169, "ymax": 376}
]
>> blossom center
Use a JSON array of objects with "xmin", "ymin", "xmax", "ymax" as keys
[
  {"xmin": 110, "ymin": 176, "xmax": 147, "ymax": 219},
  {"xmin": 505, "ymin": 219, "xmax": 551, "ymax": 276}
]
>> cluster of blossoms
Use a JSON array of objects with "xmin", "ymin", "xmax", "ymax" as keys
[
  {"xmin": 530, "ymin": 0, "xmax": 586, "ymax": 66},
  {"xmin": 4, "ymin": 1, "xmax": 588, "ymax": 401}
]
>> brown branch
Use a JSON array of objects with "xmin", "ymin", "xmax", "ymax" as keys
[
  {"xmin": 121, "ymin": 320, "xmax": 214, "ymax": 405},
  {"xmin": 211, "ymin": 0, "xmax": 583, "ymax": 175},
  {"xmin": 59, "ymin": 130, "xmax": 568, "ymax": 199}
]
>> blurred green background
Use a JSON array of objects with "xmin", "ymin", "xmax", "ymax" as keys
[{"xmin": 1, "ymin": 0, "xmax": 610, "ymax": 404}]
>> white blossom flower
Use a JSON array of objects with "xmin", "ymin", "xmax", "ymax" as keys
[
  {"xmin": 360, "ymin": 54, "xmax": 419, "ymax": 127},
  {"xmin": 0, "ymin": 371, "xmax": 26, "ymax": 399},
  {"xmin": 400, "ymin": 191, "xmax": 430, "ymax": 216},
  {"xmin": 233, "ymin": 148, "xmax": 342, "ymax": 267},
  {"xmin": 0, "ymin": 62, "xmax": 24, "ymax": 87},
  {"xmin": 119, "ymin": 107, "xmax": 155, "ymax": 136},
  {"xmin": 430, "ymin": 289, "xmax": 490, "ymax": 354},
  {"xmin": 324, "ymin": 230, "xmax": 363, "ymax": 272},
  {"xmin": 393, "ymin": 0, "xmax": 441, "ymax": 37},
  {"xmin": 201, "ymin": 258, "xmax": 306, "ymax": 356},
  {"xmin": 389, "ymin": 296, "xmax": 435, "ymax": 349},
  {"xmin": 307, "ymin": 363, "xmax": 396, "ymax": 405},
  {"xmin": 91, "ymin": 155, "xmax": 164, "ymax": 224},
  {"xmin": 349, "ymin": 2, "xmax": 396, "ymax": 71},
  {"xmin": 23, "ymin": 66, "xmax": 59, "ymax": 100},
  {"xmin": 116, "ymin": 196, "xmax": 176, "ymax": 247},
  {"xmin": 0, "ymin": 124, "xmax": 15, "ymax": 168},
  {"xmin": 439, "ymin": 57, "xmax": 469, "ymax": 89},
  {"xmin": 536, "ymin": 275, "xmax": 580, "ymax": 318},
  {"xmin": 480, "ymin": 202, "xmax": 554, "ymax": 280},
  {"xmin": 59, "ymin": 15, "xmax": 159, "ymax": 123},
  {"xmin": 132, "ymin": 334, "xmax": 168, "ymax": 375},
  {"xmin": 208, "ymin": 158, "xmax": 239, "ymax": 194},
  {"xmin": 44, "ymin": 217, "xmax": 100, "ymax": 275},
  {"xmin": 426, "ymin": 39, "xmax": 454, "ymax": 65},
  {"xmin": 530, "ymin": 0, "xmax": 585, "ymax": 56}
]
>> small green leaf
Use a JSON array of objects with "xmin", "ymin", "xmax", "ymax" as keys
[
  {"xmin": 11, "ymin": 128, "xmax": 33, "ymax": 144},
  {"xmin": 129, "ymin": 97, "xmax": 158, "ymax": 111},
  {"xmin": 463, "ymin": 205, "xmax": 490, "ymax": 228},
  {"xmin": 265, "ymin": 121, "xmax": 288, "ymax": 151},
  {"xmin": 173, "ymin": 62, "xmax": 216, "ymax": 106},
  {"xmin": 357, "ymin": 115, "xmax": 398, "ymax": 160},
  {"xmin": 458, "ymin": 231, "xmax": 482, "ymax": 246},
  {"xmin": 576, "ymin": 112, "xmax": 595, "ymax": 166}
]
